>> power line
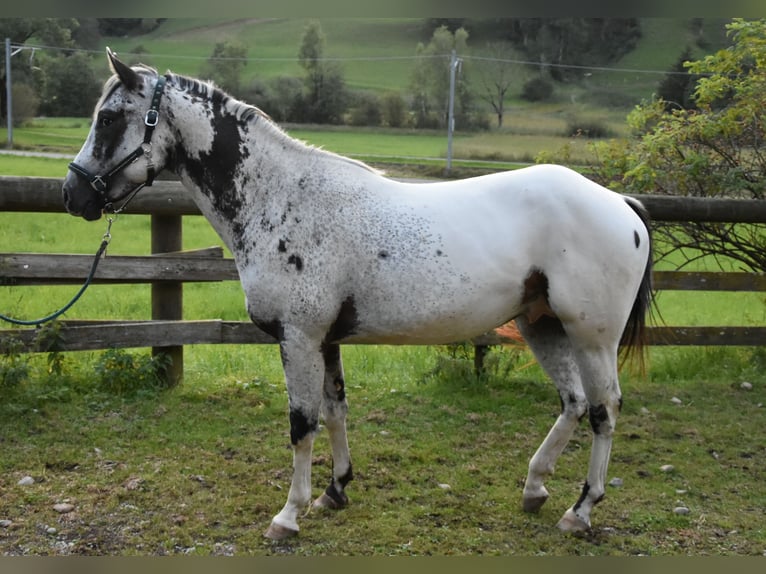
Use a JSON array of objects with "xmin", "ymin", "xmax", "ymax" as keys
[{"xmin": 11, "ymin": 41, "xmax": 706, "ymax": 77}]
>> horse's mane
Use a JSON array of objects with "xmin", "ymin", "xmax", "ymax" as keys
[
  {"xmin": 166, "ymin": 71, "xmax": 382, "ymax": 175},
  {"xmin": 100, "ymin": 63, "xmax": 381, "ymax": 175}
]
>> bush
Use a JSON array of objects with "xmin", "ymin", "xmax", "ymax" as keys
[
  {"xmin": 0, "ymin": 337, "xmax": 30, "ymax": 390},
  {"xmin": 94, "ymin": 349, "xmax": 171, "ymax": 396},
  {"xmin": 348, "ymin": 92, "xmax": 382, "ymax": 127},
  {"xmin": 243, "ymin": 76, "xmax": 303, "ymax": 123},
  {"xmin": 520, "ymin": 77, "xmax": 554, "ymax": 102},
  {"xmin": 565, "ymin": 117, "xmax": 612, "ymax": 138},
  {"xmin": 590, "ymin": 19, "xmax": 766, "ymax": 273},
  {"xmin": 11, "ymin": 83, "xmax": 39, "ymax": 127},
  {"xmin": 382, "ymin": 91, "xmax": 407, "ymax": 128},
  {"xmin": 38, "ymin": 53, "xmax": 100, "ymax": 117}
]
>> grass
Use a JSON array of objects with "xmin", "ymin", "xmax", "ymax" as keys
[{"xmin": 0, "ymin": 343, "xmax": 764, "ymax": 555}]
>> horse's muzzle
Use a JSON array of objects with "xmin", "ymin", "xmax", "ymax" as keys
[{"xmin": 62, "ymin": 176, "xmax": 104, "ymax": 221}]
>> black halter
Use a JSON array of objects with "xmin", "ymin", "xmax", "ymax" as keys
[{"xmin": 68, "ymin": 75, "xmax": 167, "ymax": 213}]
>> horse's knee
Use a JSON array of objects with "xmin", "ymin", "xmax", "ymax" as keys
[
  {"xmin": 289, "ymin": 407, "xmax": 318, "ymax": 445},
  {"xmin": 560, "ymin": 390, "xmax": 588, "ymax": 421},
  {"xmin": 588, "ymin": 398, "xmax": 621, "ymax": 436}
]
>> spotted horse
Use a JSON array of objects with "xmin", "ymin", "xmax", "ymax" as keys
[{"xmin": 63, "ymin": 49, "xmax": 654, "ymax": 539}]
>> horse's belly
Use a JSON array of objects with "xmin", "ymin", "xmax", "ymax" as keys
[{"xmin": 344, "ymin": 283, "xmax": 521, "ymax": 345}]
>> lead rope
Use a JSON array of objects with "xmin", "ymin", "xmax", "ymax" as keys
[{"xmin": 0, "ymin": 217, "xmax": 116, "ymax": 327}]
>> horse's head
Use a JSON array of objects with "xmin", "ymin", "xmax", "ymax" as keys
[{"xmin": 62, "ymin": 48, "xmax": 170, "ymax": 220}]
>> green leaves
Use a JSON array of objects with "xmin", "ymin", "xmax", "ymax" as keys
[{"xmin": 592, "ymin": 19, "xmax": 766, "ymax": 272}]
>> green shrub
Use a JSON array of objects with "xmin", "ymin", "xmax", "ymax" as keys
[
  {"xmin": 520, "ymin": 77, "xmax": 554, "ymax": 102},
  {"xmin": 565, "ymin": 117, "xmax": 613, "ymax": 138},
  {"xmin": 94, "ymin": 349, "xmax": 172, "ymax": 396},
  {"xmin": 0, "ymin": 336, "xmax": 30, "ymax": 390},
  {"xmin": 11, "ymin": 83, "xmax": 39, "ymax": 127},
  {"xmin": 348, "ymin": 92, "xmax": 382, "ymax": 127},
  {"xmin": 381, "ymin": 91, "xmax": 407, "ymax": 128}
]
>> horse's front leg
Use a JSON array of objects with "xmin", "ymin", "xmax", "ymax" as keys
[
  {"xmin": 264, "ymin": 329, "xmax": 325, "ymax": 540},
  {"xmin": 313, "ymin": 343, "xmax": 353, "ymax": 510}
]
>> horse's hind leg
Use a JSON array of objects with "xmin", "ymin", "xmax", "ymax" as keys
[
  {"xmin": 517, "ymin": 315, "xmax": 588, "ymax": 514},
  {"xmin": 556, "ymin": 341, "xmax": 622, "ymax": 532},
  {"xmin": 313, "ymin": 343, "xmax": 354, "ymax": 510}
]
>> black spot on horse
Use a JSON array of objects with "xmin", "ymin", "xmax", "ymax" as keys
[
  {"xmin": 559, "ymin": 391, "xmax": 581, "ymax": 414},
  {"xmin": 169, "ymin": 89, "xmax": 249, "ymax": 229},
  {"xmin": 278, "ymin": 239, "xmax": 288, "ymax": 253},
  {"xmin": 573, "ymin": 481, "xmax": 589, "ymax": 511},
  {"xmin": 325, "ymin": 296, "xmax": 359, "ymax": 344},
  {"xmin": 324, "ymin": 465, "xmax": 354, "ymax": 506},
  {"xmin": 634, "ymin": 230, "xmax": 641, "ymax": 248},
  {"xmin": 588, "ymin": 403, "xmax": 609, "ymax": 434},
  {"xmin": 377, "ymin": 250, "xmax": 389, "ymax": 260},
  {"xmin": 289, "ymin": 408, "xmax": 317, "ymax": 445},
  {"xmin": 287, "ymin": 254, "xmax": 303, "ymax": 271},
  {"xmin": 522, "ymin": 268, "xmax": 550, "ymax": 304},
  {"xmin": 253, "ymin": 318, "xmax": 284, "ymax": 341},
  {"xmin": 436, "ymin": 249, "xmax": 443, "ymax": 257},
  {"xmin": 93, "ymin": 111, "xmax": 128, "ymax": 161}
]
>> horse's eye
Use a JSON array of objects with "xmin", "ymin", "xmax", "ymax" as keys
[{"xmin": 97, "ymin": 112, "xmax": 118, "ymax": 128}]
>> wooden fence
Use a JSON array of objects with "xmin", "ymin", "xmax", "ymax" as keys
[{"xmin": 1, "ymin": 175, "xmax": 765, "ymax": 384}]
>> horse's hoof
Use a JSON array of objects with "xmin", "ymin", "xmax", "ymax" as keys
[
  {"xmin": 264, "ymin": 521, "xmax": 299, "ymax": 540},
  {"xmin": 313, "ymin": 491, "xmax": 348, "ymax": 510},
  {"xmin": 522, "ymin": 494, "xmax": 549, "ymax": 513},
  {"xmin": 522, "ymin": 485, "xmax": 549, "ymax": 513},
  {"xmin": 556, "ymin": 509, "xmax": 590, "ymax": 532}
]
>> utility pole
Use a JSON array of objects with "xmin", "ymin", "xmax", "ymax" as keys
[
  {"xmin": 446, "ymin": 50, "xmax": 461, "ymax": 175},
  {"xmin": 5, "ymin": 38, "xmax": 12, "ymax": 149}
]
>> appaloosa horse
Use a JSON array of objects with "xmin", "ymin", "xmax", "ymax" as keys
[{"xmin": 63, "ymin": 49, "xmax": 653, "ymax": 539}]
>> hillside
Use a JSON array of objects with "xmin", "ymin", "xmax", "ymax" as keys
[{"xmin": 101, "ymin": 17, "xmax": 732, "ymax": 110}]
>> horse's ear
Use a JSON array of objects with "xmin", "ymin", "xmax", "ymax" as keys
[{"xmin": 106, "ymin": 47, "xmax": 140, "ymax": 91}]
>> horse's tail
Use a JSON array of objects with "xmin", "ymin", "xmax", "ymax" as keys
[{"xmin": 619, "ymin": 196, "xmax": 654, "ymax": 373}]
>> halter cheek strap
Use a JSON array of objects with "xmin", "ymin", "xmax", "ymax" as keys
[{"xmin": 68, "ymin": 75, "xmax": 167, "ymax": 212}]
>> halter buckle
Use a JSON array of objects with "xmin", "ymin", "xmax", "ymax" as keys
[
  {"xmin": 145, "ymin": 109, "xmax": 159, "ymax": 127},
  {"xmin": 90, "ymin": 175, "xmax": 108, "ymax": 193}
]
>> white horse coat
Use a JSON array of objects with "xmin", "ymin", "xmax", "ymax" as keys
[{"xmin": 63, "ymin": 50, "xmax": 653, "ymax": 539}]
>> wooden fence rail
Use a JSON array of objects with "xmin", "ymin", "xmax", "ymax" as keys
[{"xmin": 1, "ymin": 176, "xmax": 765, "ymax": 383}]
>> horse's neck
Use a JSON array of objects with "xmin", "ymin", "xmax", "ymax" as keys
[{"xmin": 164, "ymin": 87, "xmax": 332, "ymax": 252}]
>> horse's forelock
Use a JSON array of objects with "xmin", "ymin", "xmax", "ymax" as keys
[{"xmin": 94, "ymin": 65, "xmax": 159, "ymax": 117}]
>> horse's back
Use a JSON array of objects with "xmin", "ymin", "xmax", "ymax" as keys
[{"xmin": 333, "ymin": 164, "xmax": 649, "ymax": 344}]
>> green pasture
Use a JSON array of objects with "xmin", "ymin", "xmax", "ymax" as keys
[
  {"xmin": 105, "ymin": 18, "xmax": 427, "ymax": 93},
  {"xmin": 0, "ymin": 108, "xmax": 619, "ymax": 173},
  {"xmin": 98, "ymin": 18, "xmax": 723, "ymax": 107}
]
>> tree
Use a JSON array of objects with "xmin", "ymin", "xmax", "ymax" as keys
[
  {"xmin": 591, "ymin": 19, "xmax": 766, "ymax": 272},
  {"xmin": 297, "ymin": 20, "xmax": 348, "ymax": 124},
  {"xmin": 409, "ymin": 25, "xmax": 477, "ymax": 130},
  {"xmin": 0, "ymin": 18, "xmax": 82, "ymax": 122},
  {"xmin": 381, "ymin": 91, "xmax": 406, "ymax": 128},
  {"xmin": 474, "ymin": 41, "xmax": 519, "ymax": 127},
  {"xmin": 38, "ymin": 52, "xmax": 100, "ymax": 117},
  {"xmin": 201, "ymin": 41, "xmax": 248, "ymax": 95},
  {"xmin": 501, "ymin": 18, "xmax": 641, "ymax": 81},
  {"xmin": 656, "ymin": 47, "xmax": 700, "ymax": 111}
]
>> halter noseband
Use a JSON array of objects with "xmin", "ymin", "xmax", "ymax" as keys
[{"xmin": 68, "ymin": 74, "xmax": 167, "ymax": 213}]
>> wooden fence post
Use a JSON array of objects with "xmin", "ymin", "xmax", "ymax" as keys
[{"xmin": 151, "ymin": 214, "xmax": 183, "ymax": 386}]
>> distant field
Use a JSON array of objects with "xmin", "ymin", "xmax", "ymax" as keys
[
  {"xmin": 99, "ymin": 18, "xmax": 730, "ymax": 112},
  {"xmin": 1, "ymin": 109, "xmax": 620, "ymax": 175}
]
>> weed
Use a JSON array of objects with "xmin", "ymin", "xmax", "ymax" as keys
[
  {"xmin": 0, "ymin": 335, "xmax": 30, "ymax": 390},
  {"xmin": 94, "ymin": 349, "xmax": 172, "ymax": 396}
]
